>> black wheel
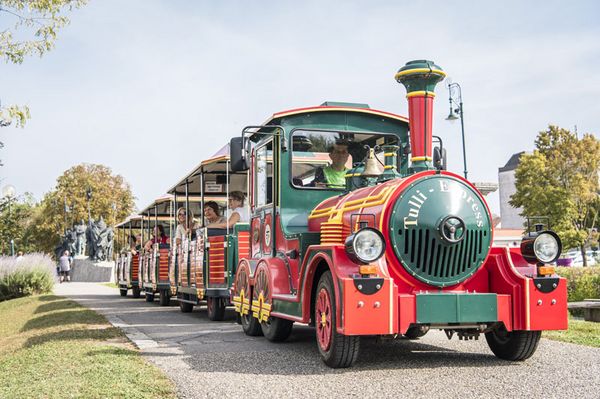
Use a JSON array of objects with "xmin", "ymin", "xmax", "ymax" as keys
[
  {"xmin": 119, "ymin": 289, "xmax": 127, "ymax": 297},
  {"xmin": 235, "ymin": 313, "xmax": 242, "ymax": 325},
  {"xmin": 159, "ymin": 290, "xmax": 170, "ymax": 306},
  {"xmin": 241, "ymin": 310, "xmax": 262, "ymax": 336},
  {"xmin": 315, "ymin": 271, "xmax": 360, "ymax": 368},
  {"xmin": 261, "ymin": 316, "xmax": 294, "ymax": 342},
  {"xmin": 207, "ymin": 297, "xmax": 226, "ymax": 321},
  {"xmin": 485, "ymin": 326, "xmax": 541, "ymax": 361},
  {"xmin": 179, "ymin": 300, "xmax": 194, "ymax": 313},
  {"xmin": 132, "ymin": 286, "xmax": 141, "ymax": 299},
  {"xmin": 404, "ymin": 325, "xmax": 429, "ymax": 340},
  {"xmin": 145, "ymin": 293, "xmax": 154, "ymax": 302}
]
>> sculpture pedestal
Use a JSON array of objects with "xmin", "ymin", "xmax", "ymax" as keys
[{"xmin": 71, "ymin": 257, "xmax": 115, "ymax": 283}]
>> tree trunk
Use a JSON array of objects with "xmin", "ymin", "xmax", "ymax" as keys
[{"xmin": 581, "ymin": 245, "xmax": 587, "ymax": 267}]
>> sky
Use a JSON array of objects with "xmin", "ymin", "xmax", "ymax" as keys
[{"xmin": 1, "ymin": 0, "xmax": 599, "ymax": 217}]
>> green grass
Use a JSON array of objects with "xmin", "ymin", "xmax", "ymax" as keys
[
  {"xmin": 0, "ymin": 295, "xmax": 176, "ymax": 399},
  {"xmin": 544, "ymin": 318, "xmax": 600, "ymax": 348}
]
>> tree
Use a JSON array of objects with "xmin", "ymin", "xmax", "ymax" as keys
[
  {"xmin": 26, "ymin": 164, "xmax": 136, "ymax": 254},
  {"xmin": 0, "ymin": 192, "xmax": 36, "ymax": 254},
  {"xmin": 511, "ymin": 125, "xmax": 600, "ymax": 265},
  {"xmin": 0, "ymin": 0, "xmax": 87, "ymax": 127}
]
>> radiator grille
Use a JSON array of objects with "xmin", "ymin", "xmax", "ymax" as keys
[{"xmin": 396, "ymin": 227, "xmax": 488, "ymax": 287}]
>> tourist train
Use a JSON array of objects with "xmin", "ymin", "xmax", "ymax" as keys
[{"xmin": 115, "ymin": 60, "xmax": 568, "ymax": 368}]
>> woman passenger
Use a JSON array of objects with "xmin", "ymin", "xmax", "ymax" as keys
[
  {"xmin": 209, "ymin": 191, "xmax": 248, "ymax": 229},
  {"xmin": 204, "ymin": 201, "xmax": 226, "ymax": 227},
  {"xmin": 175, "ymin": 207, "xmax": 198, "ymax": 245},
  {"xmin": 145, "ymin": 224, "xmax": 169, "ymax": 250}
]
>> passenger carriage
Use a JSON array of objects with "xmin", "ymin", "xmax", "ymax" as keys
[
  {"xmin": 167, "ymin": 147, "xmax": 250, "ymax": 320},
  {"xmin": 115, "ymin": 214, "xmax": 144, "ymax": 298},
  {"xmin": 225, "ymin": 60, "xmax": 568, "ymax": 368},
  {"xmin": 138, "ymin": 195, "xmax": 175, "ymax": 305}
]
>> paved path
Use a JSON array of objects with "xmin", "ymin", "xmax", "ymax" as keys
[{"xmin": 55, "ymin": 283, "xmax": 600, "ymax": 399}]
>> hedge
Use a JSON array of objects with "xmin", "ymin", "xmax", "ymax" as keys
[
  {"xmin": 556, "ymin": 267, "xmax": 600, "ymax": 302},
  {"xmin": 0, "ymin": 253, "xmax": 55, "ymax": 302}
]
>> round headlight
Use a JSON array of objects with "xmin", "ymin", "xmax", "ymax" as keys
[
  {"xmin": 345, "ymin": 228, "xmax": 385, "ymax": 264},
  {"xmin": 520, "ymin": 230, "xmax": 562, "ymax": 264},
  {"xmin": 534, "ymin": 232, "xmax": 560, "ymax": 263}
]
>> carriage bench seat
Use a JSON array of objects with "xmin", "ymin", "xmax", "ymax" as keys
[{"xmin": 568, "ymin": 299, "xmax": 600, "ymax": 322}]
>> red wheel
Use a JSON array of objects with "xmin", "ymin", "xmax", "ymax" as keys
[
  {"xmin": 233, "ymin": 262, "xmax": 261, "ymax": 336},
  {"xmin": 314, "ymin": 271, "xmax": 360, "ymax": 368},
  {"xmin": 252, "ymin": 266, "xmax": 271, "ymax": 323},
  {"xmin": 316, "ymin": 285, "xmax": 333, "ymax": 351}
]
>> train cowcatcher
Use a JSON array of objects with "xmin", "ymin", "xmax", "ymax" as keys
[{"xmin": 226, "ymin": 60, "xmax": 568, "ymax": 368}]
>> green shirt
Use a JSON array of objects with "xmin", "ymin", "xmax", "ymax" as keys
[{"xmin": 323, "ymin": 166, "xmax": 347, "ymax": 188}]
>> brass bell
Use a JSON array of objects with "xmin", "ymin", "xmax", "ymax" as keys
[{"xmin": 362, "ymin": 147, "xmax": 382, "ymax": 177}]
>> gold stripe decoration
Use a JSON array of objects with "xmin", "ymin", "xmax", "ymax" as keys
[
  {"xmin": 320, "ymin": 220, "xmax": 344, "ymax": 245},
  {"xmin": 411, "ymin": 156, "xmax": 433, "ymax": 162},
  {"xmin": 406, "ymin": 90, "xmax": 436, "ymax": 99},
  {"xmin": 344, "ymin": 173, "xmax": 362, "ymax": 178},
  {"xmin": 309, "ymin": 186, "xmax": 394, "ymax": 220},
  {"xmin": 394, "ymin": 68, "xmax": 446, "ymax": 80},
  {"xmin": 384, "ymin": 165, "xmax": 396, "ymax": 170},
  {"xmin": 252, "ymin": 292, "xmax": 272, "ymax": 322}
]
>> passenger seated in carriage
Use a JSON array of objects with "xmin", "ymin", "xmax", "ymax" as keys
[
  {"xmin": 207, "ymin": 191, "xmax": 248, "ymax": 231},
  {"xmin": 145, "ymin": 224, "xmax": 169, "ymax": 250},
  {"xmin": 175, "ymin": 207, "xmax": 198, "ymax": 245},
  {"xmin": 204, "ymin": 201, "xmax": 226, "ymax": 227},
  {"xmin": 130, "ymin": 234, "xmax": 142, "ymax": 255}
]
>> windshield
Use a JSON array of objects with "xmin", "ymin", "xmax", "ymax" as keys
[{"xmin": 291, "ymin": 129, "xmax": 400, "ymax": 190}]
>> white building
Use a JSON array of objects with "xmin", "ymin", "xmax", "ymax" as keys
[{"xmin": 498, "ymin": 152, "xmax": 526, "ymax": 229}]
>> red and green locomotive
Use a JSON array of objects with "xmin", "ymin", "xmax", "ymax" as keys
[{"xmin": 228, "ymin": 60, "xmax": 568, "ymax": 368}]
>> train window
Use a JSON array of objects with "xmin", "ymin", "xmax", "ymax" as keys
[
  {"xmin": 254, "ymin": 141, "xmax": 273, "ymax": 207},
  {"xmin": 291, "ymin": 130, "xmax": 399, "ymax": 190}
]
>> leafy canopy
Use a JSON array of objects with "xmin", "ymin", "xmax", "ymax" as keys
[
  {"xmin": 0, "ymin": 193, "xmax": 36, "ymax": 254},
  {"xmin": 0, "ymin": 0, "xmax": 87, "ymax": 127},
  {"xmin": 26, "ymin": 164, "xmax": 135, "ymax": 254},
  {"xmin": 511, "ymin": 125, "xmax": 600, "ymax": 251}
]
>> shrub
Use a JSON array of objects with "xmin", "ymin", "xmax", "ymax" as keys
[
  {"xmin": 556, "ymin": 267, "xmax": 600, "ymax": 302},
  {"xmin": 0, "ymin": 253, "xmax": 55, "ymax": 302}
]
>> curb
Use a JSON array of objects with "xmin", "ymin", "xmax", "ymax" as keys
[{"xmin": 106, "ymin": 314, "xmax": 159, "ymax": 350}]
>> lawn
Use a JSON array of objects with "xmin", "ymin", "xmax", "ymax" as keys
[
  {"xmin": 544, "ymin": 318, "xmax": 600, "ymax": 348},
  {"xmin": 0, "ymin": 295, "xmax": 175, "ymax": 399}
]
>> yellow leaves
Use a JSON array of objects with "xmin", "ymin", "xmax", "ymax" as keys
[
  {"xmin": 0, "ymin": 105, "xmax": 30, "ymax": 128},
  {"xmin": 27, "ymin": 163, "xmax": 135, "ymax": 254},
  {"xmin": 513, "ymin": 125, "xmax": 600, "ymax": 249},
  {"xmin": 0, "ymin": 0, "xmax": 88, "ymax": 64}
]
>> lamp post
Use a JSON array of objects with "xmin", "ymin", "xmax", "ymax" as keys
[
  {"xmin": 86, "ymin": 187, "xmax": 92, "ymax": 223},
  {"xmin": 63, "ymin": 195, "xmax": 70, "ymax": 234},
  {"xmin": 446, "ymin": 82, "xmax": 468, "ymax": 179},
  {"xmin": 2, "ymin": 185, "xmax": 16, "ymax": 256}
]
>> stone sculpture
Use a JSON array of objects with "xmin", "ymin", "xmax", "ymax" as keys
[
  {"xmin": 86, "ymin": 217, "xmax": 114, "ymax": 261},
  {"xmin": 74, "ymin": 219, "xmax": 87, "ymax": 256}
]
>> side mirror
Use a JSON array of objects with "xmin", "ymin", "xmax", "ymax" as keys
[
  {"xmin": 230, "ymin": 137, "xmax": 248, "ymax": 172},
  {"xmin": 433, "ymin": 147, "xmax": 447, "ymax": 170}
]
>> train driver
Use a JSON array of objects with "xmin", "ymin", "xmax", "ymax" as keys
[{"xmin": 311, "ymin": 141, "xmax": 350, "ymax": 188}]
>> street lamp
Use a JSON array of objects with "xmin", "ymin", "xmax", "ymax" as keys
[
  {"xmin": 2, "ymin": 184, "xmax": 16, "ymax": 256},
  {"xmin": 86, "ymin": 187, "xmax": 92, "ymax": 222},
  {"xmin": 446, "ymin": 82, "xmax": 468, "ymax": 179}
]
